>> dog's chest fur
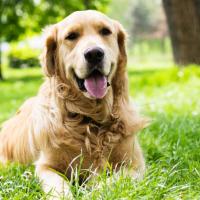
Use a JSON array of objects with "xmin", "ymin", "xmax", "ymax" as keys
[{"xmin": 50, "ymin": 114, "xmax": 128, "ymax": 173}]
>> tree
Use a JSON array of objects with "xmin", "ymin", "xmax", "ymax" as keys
[
  {"xmin": 131, "ymin": 0, "xmax": 158, "ymax": 39},
  {"xmin": 163, "ymin": 0, "xmax": 200, "ymax": 65},
  {"xmin": 33, "ymin": 0, "xmax": 109, "ymax": 30},
  {"xmin": 130, "ymin": 0, "xmax": 168, "ymax": 50},
  {"xmin": 0, "ymin": 0, "xmax": 35, "ymax": 80}
]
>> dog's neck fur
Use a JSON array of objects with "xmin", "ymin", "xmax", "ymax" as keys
[
  {"xmin": 37, "ymin": 77, "xmax": 126, "ymax": 158},
  {"xmin": 50, "ymin": 76, "xmax": 114, "ymax": 123},
  {"xmin": 38, "ymin": 74, "xmax": 145, "ymax": 141}
]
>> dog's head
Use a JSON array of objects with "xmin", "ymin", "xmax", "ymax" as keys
[{"xmin": 41, "ymin": 10, "xmax": 127, "ymax": 100}]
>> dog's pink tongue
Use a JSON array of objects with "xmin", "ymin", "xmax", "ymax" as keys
[{"xmin": 84, "ymin": 73, "xmax": 107, "ymax": 99}]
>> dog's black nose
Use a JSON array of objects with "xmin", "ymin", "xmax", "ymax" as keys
[{"xmin": 84, "ymin": 47, "xmax": 104, "ymax": 65}]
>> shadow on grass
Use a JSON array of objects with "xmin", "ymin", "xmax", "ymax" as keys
[
  {"xmin": 1, "ymin": 75, "xmax": 43, "ymax": 84},
  {"xmin": 128, "ymin": 69, "xmax": 162, "ymax": 76}
]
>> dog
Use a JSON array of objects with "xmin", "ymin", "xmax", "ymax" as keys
[{"xmin": 0, "ymin": 10, "xmax": 146, "ymax": 199}]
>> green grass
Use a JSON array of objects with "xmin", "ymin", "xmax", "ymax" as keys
[{"xmin": 0, "ymin": 65, "xmax": 200, "ymax": 199}]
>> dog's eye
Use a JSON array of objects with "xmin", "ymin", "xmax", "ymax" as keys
[
  {"xmin": 100, "ymin": 27, "xmax": 112, "ymax": 36},
  {"xmin": 65, "ymin": 32, "xmax": 79, "ymax": 41}
]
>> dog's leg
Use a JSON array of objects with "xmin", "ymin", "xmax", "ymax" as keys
[
  {"xmin": 121, "ymin": 137, "xmax": 145, "ymax": 180},
  {"xmin": 110, "ymin": 135, "xmax": 145, "ymax": 180},
  {"xmin": 35, "ymin": 164, "xmax": 74, "ymax": 200},
  {"xmin": 91, "ymin": 136, "xmax": 145, "ymax": 191}
]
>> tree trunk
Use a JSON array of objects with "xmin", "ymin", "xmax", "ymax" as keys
[
  {"xmin": 163, "ymin": 0, "xmax": 200, "ymax": 65},
  {"xmin": 195, "ymin": 0, "xmax": 200, "ymax": 20}
]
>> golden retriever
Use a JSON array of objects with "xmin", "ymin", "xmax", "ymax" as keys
[{"xmin": 0, "ymin": 10, "xmax": 146, "ymax": 199}]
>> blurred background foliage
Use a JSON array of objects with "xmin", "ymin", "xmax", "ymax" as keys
[{"xmin": 0, "ymin": 0, "xmax": 200, "ymax": 79}]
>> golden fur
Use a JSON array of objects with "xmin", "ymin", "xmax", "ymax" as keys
[{"xmin": 0, "ymin": 10, "xmax": 146, "ymax": 199}]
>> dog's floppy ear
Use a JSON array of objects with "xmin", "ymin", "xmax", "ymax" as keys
[
  {"xmin": 115, "ymin": 21, "xmax": 127, "ymax": 68},
  {"xmin": 112, "ymin": 21, "xmax": 128, "ymax": 101},
  {"xmin": 112, "ymin": 22, "xmax": 146, "ymax": 133},
  {"xmin": 40, "ymin": 25, "xmax": 57, "ymax": 77}
]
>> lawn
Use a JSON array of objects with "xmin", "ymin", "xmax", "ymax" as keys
[{"xmin": 0, "ymin": 65, "xmax": 200, "ymax": 199}]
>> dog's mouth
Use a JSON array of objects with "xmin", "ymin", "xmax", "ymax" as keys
[{"xmin": 75, "ymin": 69, "xmax": 110, "ymax": 99}]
